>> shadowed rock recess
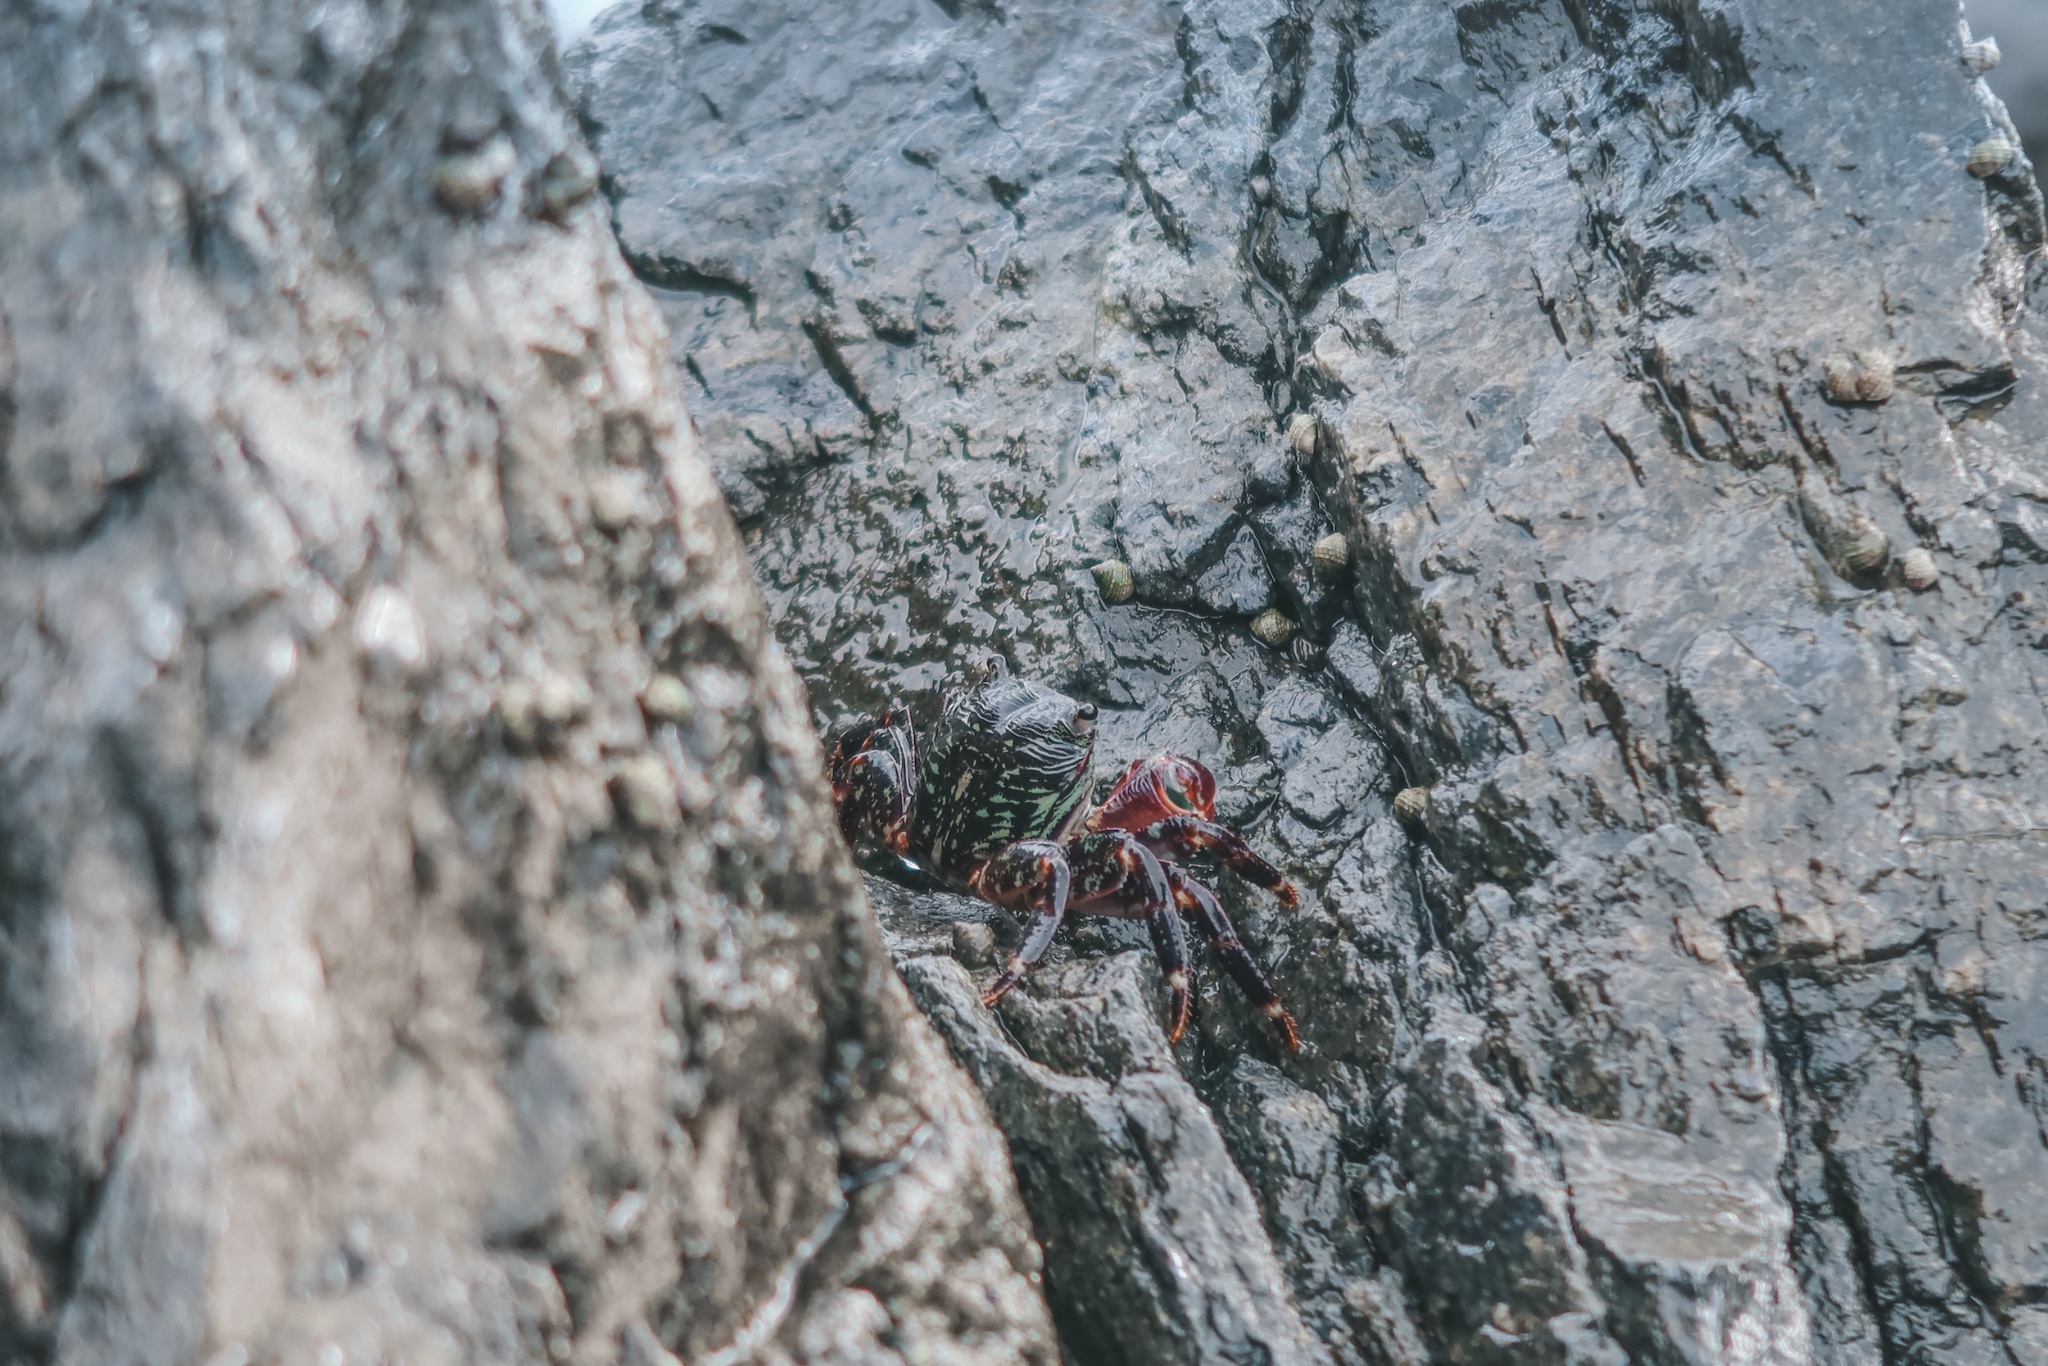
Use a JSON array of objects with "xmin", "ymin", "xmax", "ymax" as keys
[
  {"xmin": 577, "ymin": 0, "xmax": 2048, "ymax": 1362},
  {"xmin": 0, "ymin": 1, "xmax": 1059, "ymax": 1363}
]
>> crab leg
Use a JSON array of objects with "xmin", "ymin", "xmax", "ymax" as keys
[
  {"xmin": 828, "ymin": 701, "xmax": 916, "ymax": 855},
  {"xmin": 970, "ymin": 840, "xmax": 1071, "ymax": 1006},
  {"xmin": 1163, "ymin": 863, "xmax": 1301, "ymax": 1053},
  {"xmin": 1143, "ymin": 814, "xmax": 1300, "ymax": 908},
  {"xmin": 1065, "ymin": 831, "xmax": 1191, "ymax": 1043}
]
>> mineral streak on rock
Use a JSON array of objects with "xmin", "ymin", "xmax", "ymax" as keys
[
  {"xmin": 0, "ymin": 1, "xmax": 1058, "ymax": 1363},
  {"xmin": 581, "ymin": 0, "xmax": 2048, "ymax": 1362}
]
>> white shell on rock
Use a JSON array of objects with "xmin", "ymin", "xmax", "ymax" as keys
[
  {"xmin": 1393, "ymin": 786, "xmax": 1430, "ymax": 824},
  {"xmin": 1311, "ymin": 532, "xmax": 1350, "ymax": 575},
  {"xmin": 590, "ymin": 469, "xmax": 642, "ymax": 531},
  {"xmin": 1900, "ymin": 546, "xmax": 1939, "ymax": 591},
  {"xmin": 433, "ymin": 136, "xmax": 517, "ymax": 215},
  {"xmin": 535, "ymin": 672, "xmax": 591, "ymax": 727},
  {"xmin": 1842, "ymin": 519, "xmax": 1891, "ymax": 575},
  {"xmin": 1821, "ymin": 351, "xmax": 1895, "ymax": 403},
  {"xmin": 641, "ymin": 673, "xmax": 695, "ymax": 724},
  {"xmin": 1962, "ymin": 36, "xmax": 2001, "ymax": 71},
  {"xmin": 498, "ymin": 681, "xmax": 539, "ymax": 749},
  {"xmin": 1286, "ymin": 413, "xmax": 1318, "ymax": 456},
  {"xmin": 612, "ymin": 757, "xmax": 680, "ymax": 830},
  {"xmin": 1967, "ymin": 138, "xmax": 2016, "ymax": 179}
]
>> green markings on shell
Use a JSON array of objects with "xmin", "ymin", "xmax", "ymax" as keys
[
  {"xmin": 915, "ymin": 674, "xmax": 1095, "ymax": 871},
  {"xmin": 1968, "ymin": 138, "xmax": 2016, "ymax": 179},
  {"xmin": 1250, "ymin": 609, "xmax": 1296, "ymax": 649},
  {"xmin": 1091, "ymin": 559, "xmax": 1135, "ymax": 604}
]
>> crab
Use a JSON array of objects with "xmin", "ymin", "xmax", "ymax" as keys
[{"xmin": 830, "ymin": 657, "xmax": 1301, "ymax": 1051}]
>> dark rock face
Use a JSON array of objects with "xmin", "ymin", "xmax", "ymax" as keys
[
  {"xmin": 579, "ymin": 0, "xmax": 2048, "ymax": 1363},
  {"xmin": 0, "ymin": 1, "xmax": 1056, "ymax": 1362}
]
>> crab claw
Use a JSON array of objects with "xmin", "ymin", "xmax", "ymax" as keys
[{"xmin": 1092, "ymin": 753, "xmax": 1217, "ymax": 831}]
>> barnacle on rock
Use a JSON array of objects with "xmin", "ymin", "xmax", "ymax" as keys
[
  {"xmin": 1250, "ymin": 609, "xmax": 1295, "ymax": 649},
  {"xmin": 1091, "ymin": 559, "xmax": 1135, "ymax": 604},
  {"xmin": 1821, "ymin": 351, "xmax": 1895, "ymax": 403},
  {"xmin": 1900, "ymin": 546, "xmax": 1939, "ymax": 591}
]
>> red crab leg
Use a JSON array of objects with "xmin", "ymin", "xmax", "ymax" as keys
[
  {"xmin": 1141, "ymin": 814, "xmax": 1300, "ymax": 908},
  {"xmin": 829, "ymin": 701, "xmax": 915, "ymax": 855},
  {"xmin": 1064, "ymin": 831, "xmax": 1191, "ymax": 1044},
  {"xmin": 970, "ymin": 840, "xmax": 1071, "ymax": 1006},
  {"xmin": 1163, "ymin": 863, "xmax": 1301, "ymax": 1053}
]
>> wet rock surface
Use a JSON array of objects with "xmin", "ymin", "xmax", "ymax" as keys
[
  {"xmin": 0, "ymin": 1, "xmax": 1058, "ymax": 1363},
  {"xmin": 578, "ymin": 0, "xmax": 2048, "ymax": 1363}
]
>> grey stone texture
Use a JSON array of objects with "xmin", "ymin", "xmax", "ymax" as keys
[
  {"xmin": 577, "ymin": 0, "xmax": 2048, "ymax": 1363},
  {"xmin": 0, "ymin": 0, "xmax": 1056, "ymax": 1363}
]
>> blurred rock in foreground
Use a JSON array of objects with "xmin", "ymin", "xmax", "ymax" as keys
[{"xmin": 0, "ymin": 1, "xmax": 1056, "ymax": 1363}]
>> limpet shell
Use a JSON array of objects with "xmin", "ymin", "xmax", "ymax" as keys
[
  {"xmin": 1962, "ymin": 36, "xmax": 2002, "ymax": 71},
  {"xmin": 1250, "ymin": 608, "xmax": 1296, "ymax": 649},
  {"xmin": 535, "ymin": 672, "xmax": 591, "ymax": 727},
  {"xmin": 1091, "ymin": 559, "xmax": 1135, "ymax": 604},
  {"xmin": 612, "ymin": 757, "xmax": 681, "ymax": 830},
  {"xmin": 433, "ymin": 136, "xmax": 517, "ymax": 215},
  {"xmin": 1841, "ymin": 519, "xmax": 1891, "ymax": 575},
  {"xmin": 541, "ymin": 146, "xmax": 600, "ymax": 217},
  {"xmin": 497, "ymin": 682, "xmax": 540, "ymax": 750},
  {"xmin": 1311, "ymin": 532, "xmax": 1351, "ymax": 576},
  {"xmin": 1287, "ymin": 413, "xmax": 1319, "ymax": 456},
  {"xmin": 1968, "ymin": 138, "xmax": 2015, "ymax": 179},
  {"xmin": 1900, "ymin": 546, "xmax": 1939, "ymax": 591},
  {"xmin": 590, "ymin": 470, "xmax": 641, "ymax": 531},
  {"xmin": 1821, "ymin": 351, "xmax": 1895, "ymax": 404},
  {"xmin": 641, "ymin": 673, "xmax": 695, "ymax": 725}
]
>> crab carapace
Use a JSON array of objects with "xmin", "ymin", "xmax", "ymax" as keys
[{"xmin": 830, "ymin": 657, "xmax": 1301, "ymax": 1051}]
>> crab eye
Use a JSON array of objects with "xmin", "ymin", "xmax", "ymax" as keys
[{"xmin": 1070, "ymin": 703, "xmax": 1097, "ymax": 737}]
